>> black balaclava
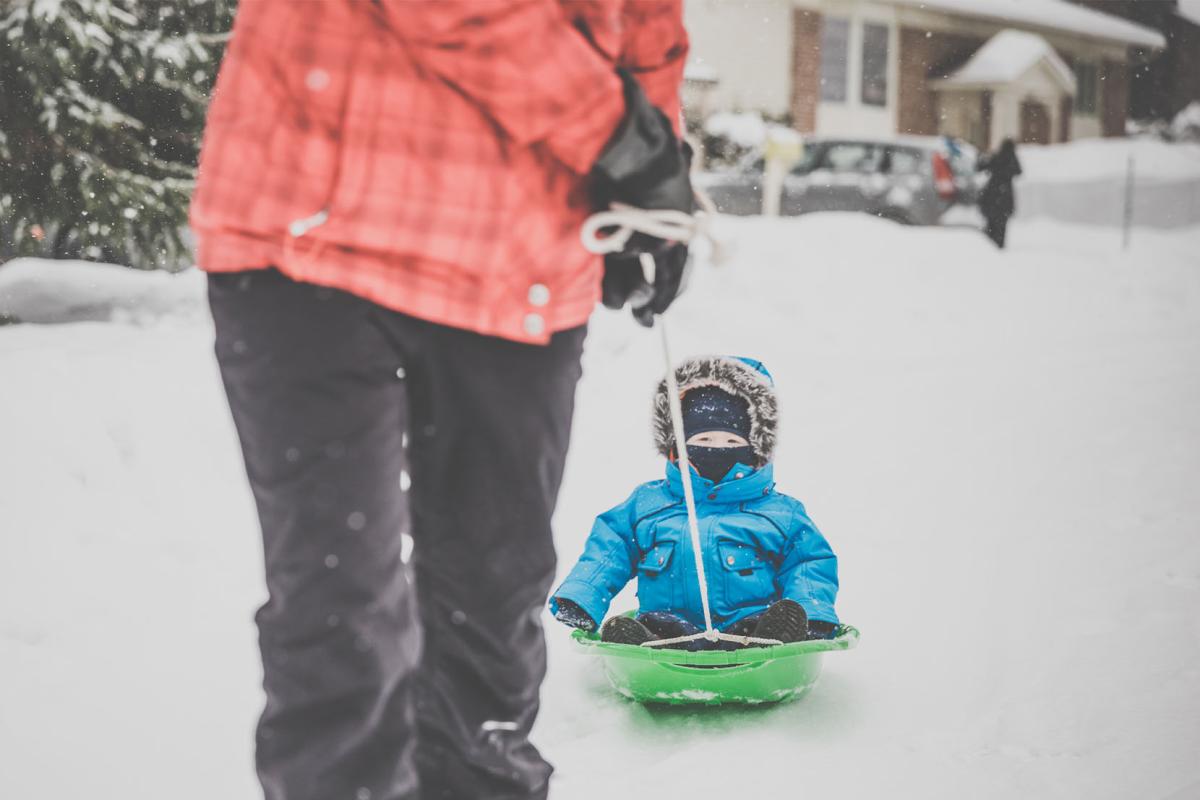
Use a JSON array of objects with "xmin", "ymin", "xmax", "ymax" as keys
[{"xmin": 680, "ymin": 385, "xmax": 755, "ymax": 482}]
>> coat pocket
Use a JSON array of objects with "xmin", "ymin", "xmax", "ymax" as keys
[
  {"xmin": 635, "ymin": 540, "xmax": 678, "ymax": 612},
  {"xmin": 638, "ymin": 541, "xmax": 676, "ymax": 577},
  {"xmin": 716, "ymin": 541, "xmax": 774, "ymax": 609}
]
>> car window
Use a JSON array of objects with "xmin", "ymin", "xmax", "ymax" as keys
[
  {"xmin": 816, "ymin": 143, "xmax": 880, "ymax": 172},
  {"xmin": 948, "ymin": 150, "xmax": 976, "ymax": 175},
  {"xmin": 883, "ymin": 148, "xmax": 921, "ymax": 174},
  {"xmin": 789, "ymin": 146, "xmax": 820, "ymax": 175}
]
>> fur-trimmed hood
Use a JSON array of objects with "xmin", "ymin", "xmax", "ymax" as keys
[{"xmin": 652, "ymin": 356, "xmax": 778, "ymax": 464}]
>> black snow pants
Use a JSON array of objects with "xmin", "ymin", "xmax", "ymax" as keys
[{"xmin": 208, "ymin": 269, "xmax": 586, "ymax": 800}]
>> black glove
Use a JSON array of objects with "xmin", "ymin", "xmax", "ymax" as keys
[
  {"xmin": 553, "ymin": 597, "xmax": 597, "ymax": 633},
  {"xmin": 601, "ymin": 243, "xmax": 690, "ymax": 327},
  {"xmin": 590, "ymin": 70, "xmax": 695, "ymax": 242}
]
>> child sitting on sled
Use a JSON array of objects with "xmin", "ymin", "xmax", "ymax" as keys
[{"xmin": 550, "ymin": 356, "xmax": 839, "ymax": 649}]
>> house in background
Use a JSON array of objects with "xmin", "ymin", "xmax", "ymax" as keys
[
  {"xmin": 683, "ymin": 0, "xmax": 1165, "ymax": 149},
  {"xmin": 1069, "ymin": 0, "xmax": 1200, "ymax": 121},
  {"xmin": 931, "ymin": 30, "xmax": 1078, "ymax": 147}
]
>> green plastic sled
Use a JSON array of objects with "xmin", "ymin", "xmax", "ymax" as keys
[{"xmin": 571, "ymin": 619, "xmax": 860, "ymax": 706}]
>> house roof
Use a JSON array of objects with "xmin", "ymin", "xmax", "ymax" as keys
[
  {"xmin": 1179, "ymin": 0, "xmax": 1200, "ymax": 27},
  {"xmin": 889, "ymin": 0, "xmax": 1165, "ymax": 49},
  {"xmin": 933, "ymin": 29, "xmax": 1077, "ymax": 93}
]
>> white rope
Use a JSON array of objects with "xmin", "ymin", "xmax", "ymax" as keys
[
  {"xmin": 580, "ymin": 205, "xmax": 702, "ymax": 254},
  {"xmin": 579, "ymin": 187, "xmax": 725, "ymax": 262},
  {"xmin": 642, "ymin": 631, "xmax": 783, "ymax": 649},
  {"xmin": 653, "ymin": 294, "xmax": 719, "ymax": 642},
  {"xmin": 581, "ymin": 199, "xmax": 767, "ymax": 649},
  {"xmin": 650, "ymin": 307, "xmax": 782, "ymax": 649}
]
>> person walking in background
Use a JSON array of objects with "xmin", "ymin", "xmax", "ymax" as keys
[
  {"xmin": 190, "ymin": 2, "xmax": 690, "ymax": 799},
  {"xmin": 977, "ymin": 138, "xmax": 1023, "ymax": 249}
]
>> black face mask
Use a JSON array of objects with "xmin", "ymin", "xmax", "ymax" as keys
[{"xmin": 685, "ymin": 445, "xmax": 756, "ymax": 483}]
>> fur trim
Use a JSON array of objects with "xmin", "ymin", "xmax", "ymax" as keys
[{"xmin": 652, "ymin": 356, "xmax": 778, "ymax": 463}]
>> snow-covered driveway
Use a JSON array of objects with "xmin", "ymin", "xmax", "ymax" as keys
[{"xmin": 2, "ymin": 215, "xmax": 1198, "ymax": 799}]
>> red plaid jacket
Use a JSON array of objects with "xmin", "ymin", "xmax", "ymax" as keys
[{"xmin": 190, "ymin": 0, "xmax": 687, "ymax": 343}]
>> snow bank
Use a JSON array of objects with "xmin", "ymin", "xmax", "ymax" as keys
[
  {"xmin": 0, "ymin": 258, "xmax": 205, "ymax": 324},
  {"xmin": 2, "ymin": 216, "xmax": 1199, "ymax": 799},
  {"xmin": 1014, "ymin": 138, "xmax": 1200, "ymax": 229},
  {"xmin": 1018, "ymin": 138, "xmax": 1200, "ymax": 183}
]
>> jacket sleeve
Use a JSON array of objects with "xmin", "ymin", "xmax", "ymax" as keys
[
  {"xmin": 373, "ymin": 0, "xmax": 626, "ymax": 174},
  {"xmin": 549, "ymin": 490, "xmax": 641, "ymax": 627},
  {"xmin": 618, "ymin": 0, "xmax": 689, "ymax": 136},
  {"xmin": 775, "ymin": 503, "xmax": 839, "ymax": 625}
]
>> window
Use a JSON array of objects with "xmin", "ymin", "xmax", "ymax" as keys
[
  {"xmin": 1073, "ymin": 62, "xmax": 1098, "ymax": 115},
  {"xmin": 861, "ymin": 23, "xmax": 889, "ymax": 107},
  {"xmin": 820, "ymin": 17, "xmax": 849, "ymax": 103},
  {"xmin": 816, "ymin": 143, "xmax": 882, "ymax": 173},
  {"xmin": 883, "ymin": 147, "xmax": 920, "ymax": 174},
  {"xmin": 789, "ymin": 145, "xmax": 819, "ymax": 175}
]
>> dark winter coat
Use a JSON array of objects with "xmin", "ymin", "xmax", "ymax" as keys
[
  {"xmin": 978, "ymin": 142, "xmax": 1023, "ymax": 218},
  {"xmin": 550, "ymin": 356, "xmax": 839, "ymax": 632}
]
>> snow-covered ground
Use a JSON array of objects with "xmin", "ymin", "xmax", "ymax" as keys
[
  {"xmin": 2, "ymin": 215, "xmax": 1198, "ymax": 799},
  {"xmin": 1015, "ymin": 138, "xmax": 1200, "ymax": 229}
]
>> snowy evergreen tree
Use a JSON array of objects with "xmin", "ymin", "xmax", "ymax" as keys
[{"xmin": 0, "ymin": 0, "xmax": 236, "ymax": 269}]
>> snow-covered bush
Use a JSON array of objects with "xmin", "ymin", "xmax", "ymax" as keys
[
  {"xmin": 1171, "ymin": 102, "xmax": 1200, "ymax": 143},
  {"xmin": 698, "ymin": 111, "xmax": 802, "ymax": 170},
  {"xmin": 0, "ymin": 0, "xmax": 235, "ymax": 270}
]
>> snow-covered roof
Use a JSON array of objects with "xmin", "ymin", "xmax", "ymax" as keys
[
  {"xmin": 933, "ymin": 29, "xmax": 1076, "ymax": 93},
  {"xmin": 890, "ymin": 0, "xmax": 1165, "ymax": 49},
  {"xmin": 1178, "ymin": 0, "xmax": 1200, "ymax": 27}
]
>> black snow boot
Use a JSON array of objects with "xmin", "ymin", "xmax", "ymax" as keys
[
  {"xmin": 751, "ymin": 599, "xmax": 808, "ymax": 645},
  {"xmin": 600, "ymin": 616, "xmax": 657, "ymax": 646}
]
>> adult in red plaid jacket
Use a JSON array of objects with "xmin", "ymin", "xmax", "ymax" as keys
[
  {"xmin": 197, "ymin": 2, "xmax": 689, "ymax": 800},
  {"xmin": 192, "ymin": 0, "xmax": 688, "ymax": 343}
]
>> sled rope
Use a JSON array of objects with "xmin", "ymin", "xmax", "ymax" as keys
[
  {"xmin": 648, "ymin": 300, "xmax": 781, "ymax": 648},
  {"xmin": 580, "ymin": 201, "xmax": 779, "ymax": 648},
  {"xmin": 654, "ymin": 308, "xmax": 719, "ymax": 641},
  {"xmin": 580, "ymin": 206, "xmax": 700, "ymax": 254},
  {"xmin": 579, "ymin": 187, "xmax": 727, "ymax": 263}
]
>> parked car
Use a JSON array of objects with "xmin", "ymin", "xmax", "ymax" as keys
[{"xmin": 696, "ymin": 135, "xmax": 979, "ymax": 225}]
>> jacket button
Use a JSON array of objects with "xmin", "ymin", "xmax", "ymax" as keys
[
  {"xmin": 727, "ymin": 556, "xmax": 736, "ymax": 565},
  {"xmin": 305, "ymin": 68, "xmax": 331, "ymax": 91},
  {"xmin": 707, "ymin": 493, "xmax": 717, "ymax": 500},
  {"xmin": 528, "ymin": 283, "xmax": 551, "ymax": 307},
  {"xmin": 523, "ymin": 313, "xmax": 545, "ymax": 336},
  {"xmin": 735, "ymin": 472, "xmax": 745, "ymax": 479}
]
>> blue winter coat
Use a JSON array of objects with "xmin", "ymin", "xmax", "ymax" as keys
[{"xmin": 550, "ymin": 461, "xmax": 839, "ymax": 632}]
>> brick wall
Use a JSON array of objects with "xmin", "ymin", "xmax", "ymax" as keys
[
  {"xmin": 791, "ymin": 8, "xmax": 821, "ymax": 132},
  {"xmin": 897, "ymin": 27, "xmax": 985, "ymax": 135},
  {"xmin": 1100, "ymin": 59, "xmax": 1129, "ymax": 136}
]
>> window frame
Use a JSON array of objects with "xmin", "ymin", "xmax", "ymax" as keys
[
  {"xmin": 820, "ymin": 16, "xmax": 850, "ymax": 104},
  {"xmin": 1073, "ymin": 61, "xmax": 1098, "ymax": 116},
  {"xmin": 860, "ymin": 22, "xmax": 890, "ymax": 108}
]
